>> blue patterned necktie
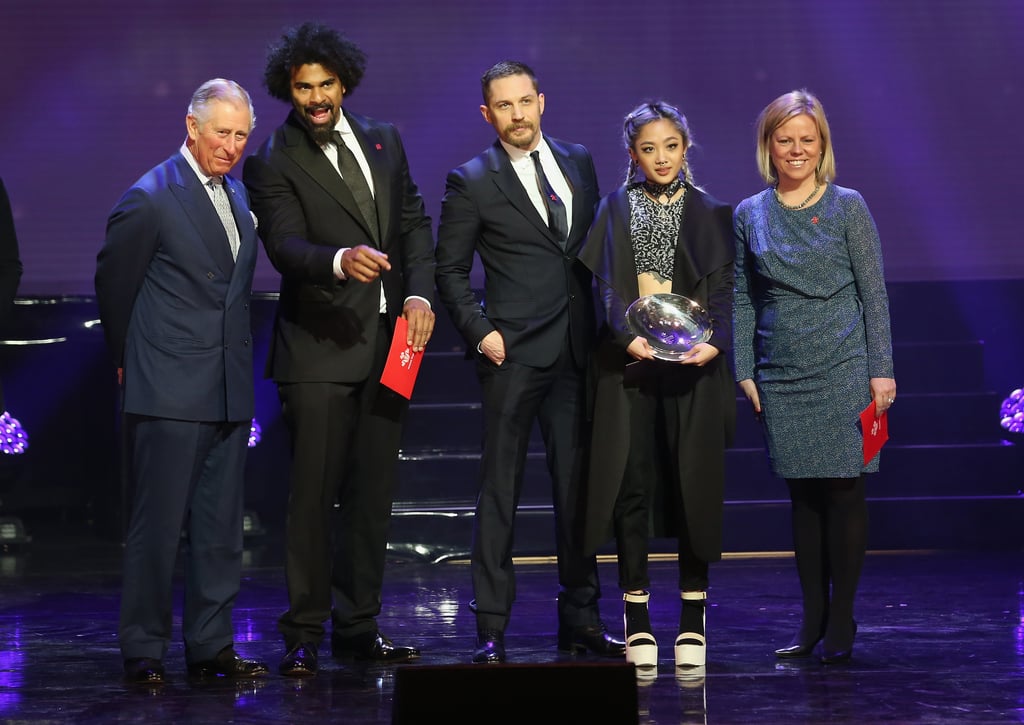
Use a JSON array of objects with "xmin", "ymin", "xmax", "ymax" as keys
[{"xmin": 208, "ymin": 177, "xmax": 239, "ymax": 260}]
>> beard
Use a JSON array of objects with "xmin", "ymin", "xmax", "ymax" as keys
[
  {"xmin": 298, "ymin": 103, "xmax": 339, "ymax": 146},
  {"xmin": 501, "ymin": 121, "xmax": 537, "ymax": 149}
]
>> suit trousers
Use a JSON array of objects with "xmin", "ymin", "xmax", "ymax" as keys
[
  {"xmin": 276, "ymin": 315, "xmax": 408, "ymax": 647},
  {"xmin": 471, "ymin": 344, "xmax": 601, "ymax": 633},
  {"xmin": 118, "ymin": 415, "xmax": 249, "ymax": 663}
]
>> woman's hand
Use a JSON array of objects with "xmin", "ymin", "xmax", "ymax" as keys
[
  {"xmin": 738, "ymin": 378, "xmax": 761, "ymax": 415},
  {"xmin": 626, "ymin": 336, "xmax": 655, "ymax": 361},
  {"xmin": 870, "ymin": 377, "xmax": 897, "ymax": 417},
  {"xmin": 679, "ymin": 342, "xmax": 719, "ymax": 367}
]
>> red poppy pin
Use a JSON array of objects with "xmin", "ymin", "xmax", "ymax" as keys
[
  {"xmin": 811, "ymin": 216, "xmax": 819, "ymax": 224},
  {"xmin": 375, "ymin": 143, "xmax": 382, "ymax": 150}
]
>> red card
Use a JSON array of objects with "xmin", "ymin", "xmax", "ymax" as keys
[
  {"xmin": 860, "ymin": 401, "xmax": 889, "ymax": 465},
  {"xmin": 379, "ymin": 316, "xmax": 423, "ymax": 399}
]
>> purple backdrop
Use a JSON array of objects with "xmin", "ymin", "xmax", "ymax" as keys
[{"xmin": 1, "ymin": 0, "xmax": 1022, "ymax": 294}]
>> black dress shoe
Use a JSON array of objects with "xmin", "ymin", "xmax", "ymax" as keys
[
  {"xmin": 472, "ymin": 629, "xmax": 506, "ymax": 664},
  {"xmin": 557, "ymin": 623, "xmax": 626, "ymax": 657},
  {"xmin": 774, "ymin": 641, "xmax": 818, "ymax": 658},
  {"xmin": 187, "ymin": 646, "xmax": 270, "ymax": 679},
  {"xmin": 332, "ymin": 631, "xmax": 421, "ymax": 662},
  {"xmin": 124, "ymin": 657, "xmax": 165, "ymax": 684},
  {"xmin": 279, "ymin": 642, "xmax": 319, "ymax": 677}
]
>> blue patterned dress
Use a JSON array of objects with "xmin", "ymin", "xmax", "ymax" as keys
[{"xmin": 733, "ymin": 184, "xmax": 893, "ymax": 478}]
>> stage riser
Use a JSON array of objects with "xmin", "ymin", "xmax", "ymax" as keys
[
  {"xmin": 386, "ymin": 496, "xmax": 1024, "ymax": 562},
  {"xmin": 0, "ymin": 280, "xmax": 1021, "ymax": 553}
]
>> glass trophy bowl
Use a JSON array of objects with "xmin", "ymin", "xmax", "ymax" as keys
[{"xmin": 625, "ymin": 293, "xmax": 713, "ymax": 361}]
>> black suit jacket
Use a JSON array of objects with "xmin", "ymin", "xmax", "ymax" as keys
[
  {"xmin": 243, "ymin": 109, "xmax": 435, "ymax": 384},
  {"xmin": 435, "ymin": 136, "xmax": 598, "ymax": 368}
]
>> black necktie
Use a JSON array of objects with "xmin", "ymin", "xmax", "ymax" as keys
[
  {"xmin": 332, "ymin": 130, "xmax": 379, "ymax": 244},
  {"xmin": 530, "ymin": 150, "xmax": 568, "ymax": 242}
]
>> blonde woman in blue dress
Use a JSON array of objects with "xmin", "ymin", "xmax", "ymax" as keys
[{"xmin": 733, "ymin": 90, "xmax": 896, "ymax": 664}]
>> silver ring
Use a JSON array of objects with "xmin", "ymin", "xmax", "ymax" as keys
[{"xmin": 887, "ymin": 398, "xmax": 895, "ymax": 404}]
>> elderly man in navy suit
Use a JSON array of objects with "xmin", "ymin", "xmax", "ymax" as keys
[
  {"xmin": 435, "ymin": 60, "xmax": 624, "ymax": 664},
  {"xmin": 95, "ymin": 78, "xmax": 268, "ymax": 685}
]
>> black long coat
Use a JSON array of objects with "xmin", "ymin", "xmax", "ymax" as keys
[{"xmin": 578, "ymin": 183, "xmax": 736, "ymax": 560}]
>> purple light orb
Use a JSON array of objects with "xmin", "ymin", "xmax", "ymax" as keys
[
  {"xmin": 1000, "ymin": 388, "xmax": 1024, "ymax": 436},
  {"xmin": 0, "ymin": 411, "xmax": 28, "ymax": 455},
  {"xmin": 248, "ymin": 418, "xmax": 261, "ymax": 448}
]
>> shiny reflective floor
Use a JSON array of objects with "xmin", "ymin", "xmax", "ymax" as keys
[{"xmin": 1, "ymin": 522, "xmax": 1023, "ymax": 724}]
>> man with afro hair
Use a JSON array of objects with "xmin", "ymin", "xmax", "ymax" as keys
[{"xmin": 244, "ymin": 21, "xmax": 435, "ymax": 677}]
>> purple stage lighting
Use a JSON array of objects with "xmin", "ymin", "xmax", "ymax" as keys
[
  {"xmin": 0, "ymin": 412, "xmax": 27, "ymax": 455},
  {"xmin": 248, "ymin": 418, "xmax": 261, "ymax": 448},
  {"xmin": 999, "ymin": 388, "xmax": 1024, "ymax": 435}
]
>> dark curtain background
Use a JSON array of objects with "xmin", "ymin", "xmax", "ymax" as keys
[{"xmin": 1, "ymin": 0, "xmax": 1021, "ymax": 294}]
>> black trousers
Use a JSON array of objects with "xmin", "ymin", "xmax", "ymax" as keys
[
  {"xmin": 276, "ymin": 316, "xmax": 408, "ymax": 647},
  {"xmin": 470, "ymin": 345, "xmax": 601, "ymax": 633}
]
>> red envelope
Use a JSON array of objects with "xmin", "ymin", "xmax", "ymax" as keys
[
  {"xmin": 379, "ymin": 316, "xmax": 423, "ymax": 399},
  {"xmin": 860, "ymin": 401, "xmax": 889, "ymax": 465}
]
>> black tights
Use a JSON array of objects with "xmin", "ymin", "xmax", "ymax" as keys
[{"xmin": 785, "ymin": 476, "xmax": 866, "ymax": 649}]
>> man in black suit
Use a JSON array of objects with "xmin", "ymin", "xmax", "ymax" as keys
[
  {"xmin": 435, "ymin": 61, "xmax": 624, "ymax": 664},
  {"xmin": 243, "ymin": 22, "xmax": 435, "ymax": 677},
  {"xmin": 95, "ymin": 78, "xmax": 267, "ymax": 684}
]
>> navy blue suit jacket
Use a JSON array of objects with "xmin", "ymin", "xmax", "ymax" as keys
[{"xmin": 95, "ymin": 151, "xmax": 257, "ymax": 423}]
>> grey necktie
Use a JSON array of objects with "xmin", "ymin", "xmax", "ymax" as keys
[
  {"xmin": 332, "ymin": 130, "xmax": 379, "ymax": 244},
  {"xmin": 208, "ymin": 177, "xmax": 239, "ymax": 260},
  {"xmin": 530, "ymin": 150, "xmax": 568, "ymax": 243}
]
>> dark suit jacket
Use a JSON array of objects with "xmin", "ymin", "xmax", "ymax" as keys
[
  {"xmin": 242, "ymin": 109, "xmax": 435, "ymax": 384},
  {"xmin": 435, "ymin": 136, "xmax": 599, "ymax": 368},
  {"xmin": 0, "ymin": 177, "xmax": 23, "ymax": 412},
  {"xmin": 95, "ymin": 152, "xmax": 258, "ymax": 422}
]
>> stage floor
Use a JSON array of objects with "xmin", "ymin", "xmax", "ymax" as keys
[{"xmin": 1, "ymin": 522, "xmax": 1022, "ymax": 724}]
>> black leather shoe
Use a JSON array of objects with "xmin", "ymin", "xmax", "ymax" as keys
[
  {"xmin": 332, "ymin": 631, "xmax": 421, "ymax": 662},
  {"xmin": 279, "ymin": 642, "xmax": 319, "ymax": 677},
  {"xmin": 124, "ymin": 657, "xmax": 165, "ymax": 684},
  {"xmin": 472, "ymin": 629, "xmax": 506, "ymax": 664},
  {"xmin": 557, "ymin": 623, "xmax": 626, "ymax": 657},
  {"xmin": 774, "ymin": 641, "xmax": 819, "ymax": 658},
  {"xmin": 187, "ymin": 646, "xmax": 270, "ymax": 679}
]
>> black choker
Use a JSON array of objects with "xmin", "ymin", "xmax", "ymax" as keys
[{"xmin": 642, "ymin": 177, "xmax": 684, "ymax": 203}]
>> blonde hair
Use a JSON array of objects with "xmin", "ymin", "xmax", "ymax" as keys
[{"xmin": 754, "ymin": 89, "xmax": 835, "ymax": 185}]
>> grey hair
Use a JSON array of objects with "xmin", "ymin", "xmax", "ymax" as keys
[{"xmin": 187, "ymin": 78, "xmax": 256, "ymax": 132}]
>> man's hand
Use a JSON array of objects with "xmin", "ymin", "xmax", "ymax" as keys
[
  {"xmin": 340, "ymin": 245, "xmax": 391, "ymax": 283},
  {"xmin": 479, "ymin": 330, "xmax": 506, "ymax": 365},
  {"xmin": 402, "ymin": 298, "xmax": 435, "ymax": 352}
]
